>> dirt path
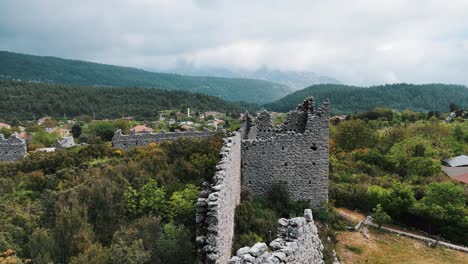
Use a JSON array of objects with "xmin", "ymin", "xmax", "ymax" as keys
[{"xmin": 335, "ymin": 207, "xmax": 468, "ymax": 253}]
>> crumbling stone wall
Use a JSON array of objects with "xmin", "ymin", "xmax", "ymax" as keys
[
  {"xmin": 55, "ymin": 136, "xmax": 76, "ymax": 149},
  {"xmin": 196, "ymin": 97, "xmax": 328, "ymax": 263},
  {"xmin": 112, "ymin": 129, "xmax": 217, "ymax": 150},
  {"xmin": 0, "ymin": 134, "xmax": 27, "ymax": 161},
  {"xmin": 196, "ymin": 132, "xmax": 242, "ymax": 264},
  {"xmin": 242, "ymin": 98, "xmax": 329, "ymax": 208},
  {"xmin": 229, "ymin": 209, "xmax": 324, "ymax": 264}
]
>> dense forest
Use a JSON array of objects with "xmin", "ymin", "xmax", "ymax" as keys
[
  {"xmin": 0, "ymin": 136, "xmax": 223, "ymax": 263},
  {"xmin": 0, "ymin": 51, "xmax": 291, "ymax": 104},
  {"xmin": 264, "ymin": 83, "xmax": 468, "ymax": 114},
  {"xmin": 0, "ymin": 81, "xmax": 257, "ymax": 121}
]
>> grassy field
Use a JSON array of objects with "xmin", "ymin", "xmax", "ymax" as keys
[{"xmin": 336, "ymin": 228, "xmax": 468, "ymax": 264}]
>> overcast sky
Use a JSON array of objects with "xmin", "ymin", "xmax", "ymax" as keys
[{"xmin": 1, "ymin": 0, "xmax": 468, "ymax": 86}]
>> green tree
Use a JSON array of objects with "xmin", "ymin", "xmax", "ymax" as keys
[
  {"xmin": 334, "ymin": 120, "xmax": 378, "ymax": 151},
  {"xmin": 414, "ymin": 182, "xmax": 465, "ymax": 223},
  {"xmin": 27, "ymin": 228, "xmax": 55, "ymax": 264},
  {"xmin": 169, "ymin": 184, "xmax": 200, "ymax": 225},
  {"xmin": 372, "ymin": 204, "xmax": 391, "ymax": 228},
  {"xmin": 71, "ymin": 124, "xmax": 82, "ymax": 138},
  {"xmin": 89, "ymin": 121, "xmax": 115, "ymax": 141},
  {"xmin": 153, "ymin": 223, "xmax": 194, "ymax": 264},
  {"xmin": 53, "ymin": 197, "xmax": 95, "ymax": 263},
  {"xmin": 109, "ymin": 226, "xmax": 150, "ymax": 264},
  {"xmin": 70, "ymin": 243, "xmax": 111, "ymax": 264}
]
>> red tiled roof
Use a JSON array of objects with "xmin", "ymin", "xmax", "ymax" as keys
[
  {"xmin": 453, "ymin": 173, "xmax": 468, "ymax": 184},
  {"xmin": 131, "ymin": 125, "xmax": 153, "ymax": 133}
]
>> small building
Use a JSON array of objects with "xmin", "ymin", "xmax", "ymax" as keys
[
  {"xmin": 443, "ymin": 155, "xmax": 468, "ymax": 167},
  {"xmin": 0, "ymin": 122, "xmax": 11, "ymax": 129},
  {"xmin": 442, "ymin": 155, "xmax": 468, "ymax": 183},
  {"xmin": 168, "ymin": 119, "xmax": 176, "ymax": 125},
  {"xmin": 130, "ymin": 124, "xmax": 154, "ymax": 133},
  {"xmin": 38, "ymin": 116, "xmax": 51, "ymax": 125},
  {"xmin": 453, "ymin": 173, "xmax": 468, "ymax": 184},
  {"xmin": 58, "ymin": 128, "xmax": 70, "ymax": 137}
]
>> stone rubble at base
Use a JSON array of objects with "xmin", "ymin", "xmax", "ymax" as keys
[{"xmin": 228, "ymin": 209, "xmax": 324, "ymax": 264}]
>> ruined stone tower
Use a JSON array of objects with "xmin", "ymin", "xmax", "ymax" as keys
[
  {"xmin": 241, "ymin": 97, "xmax": 329, "ymax": 207},
  {"xmin": 196, "ymin": 97, "xmax": 329, "ymax": 263}
]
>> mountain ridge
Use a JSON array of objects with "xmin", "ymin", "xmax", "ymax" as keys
[
  {"xmin": 0, "ymin": 51, "xmax": 291, "ymax": 104},
  {"xmin": 264, "ymin": 83, "xmax": 468, "ymax": 114}
]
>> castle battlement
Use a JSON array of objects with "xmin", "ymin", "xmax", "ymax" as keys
[{"xmin": 241, "ymin": 97, "xmax": 329, "ymax": 208}]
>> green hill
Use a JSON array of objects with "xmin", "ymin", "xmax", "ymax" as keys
[
  {"xmin": 264, "ymin": 84, "xmax": 468, "ymax": 114},
  {"xmin": 0, "ymin": 80, "xmax": 257, "ymax": 121},
  {"xmin": 0, "ymin": 51, "xmax": 291, "ymax": 104}
]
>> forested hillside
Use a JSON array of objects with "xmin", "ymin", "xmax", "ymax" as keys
[
  {"xmin": 264, "ymin": 84, "xmax": 468, "ymax": 113},
  {"xmin": 0, "ymin": 51, "xmax": 290, "ymax": 104},
  {"xmin": 0, "ymin": 81, "xmax": 256, "ymax": 121},
  {"xmin": 0, "ymin": 136, "xmax": 223, "ymax": 263}
]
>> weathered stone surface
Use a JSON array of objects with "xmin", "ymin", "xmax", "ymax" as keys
[
  {"xmin": 55, "ymin": 136, "xmax": 75, "ymax": 149},
  {"xmin": 112, "ymin": 129, "xmax": 218, "ymax": 150},
  {"xmin": 197, "ymin": 97, "xmax": 329, "ymax": 264},
  {"xmin": 228, "ymin": 210, "xmax": 325, "ymax": 264},
  {"xmin": 241, "ymin": 97, "xmax": 329, "ymax": 208},
  {"xmin": 0, "ymin": 133, "xmax": 27, "ymax": 162},
  {"xmin": 304, "ymin": 209, "xmax": 313, "ymax": 222},
  {"xmin": 196, "ymin": 132, "xmax": 242, "ymax": 264},
  {"xmin": 249, "ymin": 243, "xmax": 268, "ymax": 257}
]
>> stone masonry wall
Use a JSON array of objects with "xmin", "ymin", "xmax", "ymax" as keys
[
  {"xmin": 242, "ymin": 131, "xmax": 328, "ymax": 208},
  {"xmin": 196, "ymin": 132, "xmax": 242, "ymax": 264},
  {"xmin": 229, "ymin": 209, "xmax": 324, "ymax": 264},
  {"xmin": 112, "ymin": 129, "xmax": 217, "ymax": 150},
  {"xmin": 0, "ymin": 134, "xmax": 27, "ymax": 162},
  {"xmin": 241, "ymin": 98, "xmax": 329, "ymax": 208}
]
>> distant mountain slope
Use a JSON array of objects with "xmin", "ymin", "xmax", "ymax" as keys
[
  {"xmin": 264, "ymin": 84, "xmax": 468, "ymax": 114},
  {"xmin": 0, "ymin": 80, "xmax": 257, "ymax": 121},
  {"xmin": 171, "ymin": 65, "xmax": 340, "ymax": 90},
  {"xmin": 0, "ymin": 51, "xmax": 291, "ymax": 104}
]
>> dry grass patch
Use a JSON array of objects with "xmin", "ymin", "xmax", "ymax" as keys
[{"xmin": 336, "ymin": 228, "xmax": 468, "ymax": 264}]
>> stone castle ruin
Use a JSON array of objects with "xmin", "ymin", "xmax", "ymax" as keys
[
  {"xmin": 241, "ymin": 97, "xmax": 329, "ymax": 207},
  {"xmin": 112, "ymin": 129, "xmax": 218, "ymax": 150},
  {"xmin": 109, "ymin": 97, "xmax": 329, "ymax": 263},
  {"xmin": 196, "ymin": 97, "xmax": 329, "ymax": 264},
  {"xmin": 0, "ymin": 133, "xmax": 27, "ymax": 161}
]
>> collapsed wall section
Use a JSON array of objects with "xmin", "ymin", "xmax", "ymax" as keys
[
  {"xmin": 112, "ymin": 129, "xmax": 217, "ymax": 150},
  {"xmin": 229, "ymin": 209, "xmax": 324, "ymax": 264},
  {"xmin": 196, "ymin": 132, "xmax": 242, "ymax": 264},
  {"xmin": 0, "ymin": 134, "xmax": 27, "ymax": 162}
]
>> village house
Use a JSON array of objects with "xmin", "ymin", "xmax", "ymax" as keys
[
  {"xmin": 0, "ymin": 122, "xmax": 11, "ymax": 129},
  {"xmin": 442, "ymin": 155, "xmax": 468, "ymax": 184},
  {"xmin": 130, "ymin": 124, "xmax": 154, "ymax": 133}
]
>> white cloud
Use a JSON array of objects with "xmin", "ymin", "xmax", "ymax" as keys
[{"xmin": 1, "ymin": 0, "xmax": 468, "ymax": 86}]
